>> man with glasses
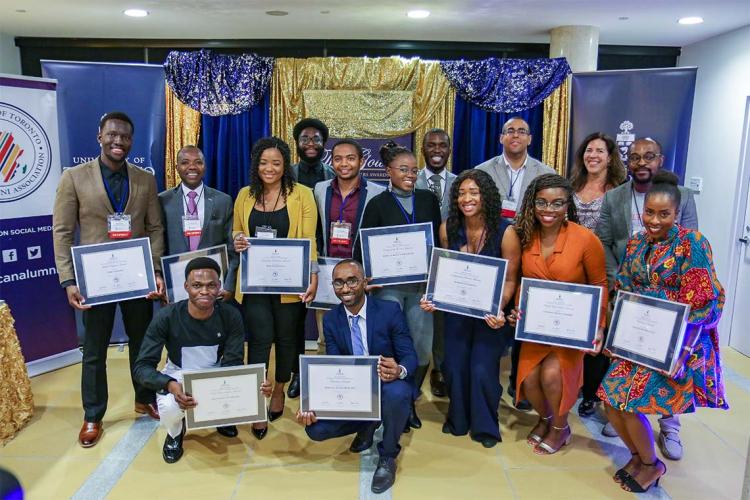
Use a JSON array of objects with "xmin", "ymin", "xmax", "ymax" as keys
[
  {"xmin": 291, "ymin": 117, "xmax": 335, "ymax": 188},
  {"xmin": 596, "ymin": 136, "xmax": 698, "ymax": 460}
]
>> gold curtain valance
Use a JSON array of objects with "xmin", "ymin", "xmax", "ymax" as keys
[
  {"xmin": 542, "ymin": 77, "xmax": 570, "ymax": 176},
  {"xmin": 165, "ymin": 85, "xmax": 202, "ymax": 189}
]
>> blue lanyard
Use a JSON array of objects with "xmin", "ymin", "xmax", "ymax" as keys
[
  {"xmin": 103, "ymin": 175, "xmax": 129, "ymax": 213},
  {"xmin": 389, "ymin": 191, "xmax": 416, "ymax": 224},
  {"xmin": 338, "ymin": 190, "xmax": 356, "ymax": 222}
]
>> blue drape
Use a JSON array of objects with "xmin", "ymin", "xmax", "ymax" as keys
[
  {"xmin": 451, "ymin": 94, "xmax": 543, "ymax": 175},
  {"xmin": 200, "ymin": 91, "xmax": 271, "ymax": 199}
]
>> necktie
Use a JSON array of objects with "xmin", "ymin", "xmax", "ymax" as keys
[
  {"xmin": 187, "ymin": 191, "xmax": 200, "ymax": 251},
  {"xmin": 350, "ymin": 315, "xmax": 366, "ymax": 355},
  {"xmin": 429, "ymin": 174, "xmax": 443, "ymax": 204}
]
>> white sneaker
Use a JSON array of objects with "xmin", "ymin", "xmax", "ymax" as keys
[
  {"xmin": 658, "ymin": 431, "xmax": 683, "ymax": 460},
  {"xmin": 601, "ymin": 422, "xmax": 618, "ymax": 437}
]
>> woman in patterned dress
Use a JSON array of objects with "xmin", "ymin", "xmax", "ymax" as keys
[{"xmin": 598, "ymin": 171, "xmax": 727, "ymax": 493}]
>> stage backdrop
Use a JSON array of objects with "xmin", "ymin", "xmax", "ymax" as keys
[
  {"xmin": 0, "ymin": 74, "xmax": 79, "ymax": 367},
  {"xmin": 570, "ymin": 67, "xmax": 697, "ymax": 181}
]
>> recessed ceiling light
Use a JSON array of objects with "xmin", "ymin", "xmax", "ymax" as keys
[
  {"xmin": 124, "ymin": 9, "xmax": 148, "ymax": 17},
  {"xmin": 15, "ymin": 9, "xmax": 27, "ymax": 13},
  {"xmin": 407, "ymin": 10, "xmax": 430, "ymax": 19},
  {"xmin": 618, "ymin": 16, "xmax": 629, "ymax": 21},
  {"xmin": 265, "ymin": 10, "xmax": 289, "ymax": 16},
  {"xmin": 320, "ymin": 10, "xmax": 330, "ymax": 14},
  {"xmin": 678, "ymin": 16, "xmax": 703, "ymax": 25}
]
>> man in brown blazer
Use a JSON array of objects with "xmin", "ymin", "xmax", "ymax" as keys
[{"xmin": 53, "ymin": 111, "xmax": 165, "ymax": 448}]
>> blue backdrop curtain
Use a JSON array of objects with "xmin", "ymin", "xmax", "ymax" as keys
[
  {"xmin": 199, "ymin": 91, "xmax": 271, "ymax": 199},
  {"xmin": 451, "ymin": 95, "xmax": 543, "ymax": 175}
]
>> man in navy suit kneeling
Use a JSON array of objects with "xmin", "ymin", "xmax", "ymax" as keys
[{"xmin": 296, "ymin": 259, "xmax": 417, "ymax": 494}]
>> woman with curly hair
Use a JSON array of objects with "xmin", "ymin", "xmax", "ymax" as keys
[
  {"xmin": 232, "ymin": 137, "xmax": 319, "ymax": 440},
  {"xmin": 510, "ymin": 174, "xmax": 608, "ymax": 455},
  {"xmin": 420, "ymin": 169, "xmax": 521, "ymax": 448}
]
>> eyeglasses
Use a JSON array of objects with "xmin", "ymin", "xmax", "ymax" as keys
[
  {"xmin": 502, "ymin": 128, "xmax": 530, "ymax": 137},
  {"xmin": 534, "ymin": 199, "xmax": 568, "ymax": 210},
  {"xmin": 394, "ymin": 167, "xmax": 419, "ymax": 176},
  {"xmin": 627, "ymin": 152, "xmax": 662, "ymax": 163},
  {"xmin": 332, "ymin": 277, "xmax": 361, "ymax": 290},
  {"xmin": 299, "ymin": 135, "xmax": 324, "ymax": 146}
]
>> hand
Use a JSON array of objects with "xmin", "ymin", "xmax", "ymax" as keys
[
  {"xmin": 233, "ymin": 234, "xmax": 249, "ymax": 253},
  {"xmin": 299, "ymin": 273, "xmax": 318, "ymax": 303},
  {"xmin": 260, "ymin": 378, "xmax": 272, "ymax": 398},
  {"xmin": 419, "ymin": 295, "xmax": 436, "ymax": 313},
  {"xmin": 296, "ymin": 409, "xmax": 318, "ymax": 426},
  {"xmin": 483, "ymin": 311, "xmax": 506, "ymax": 330},
  {"xmin": 146, "ymin": 275, "xmax": 165, "ymax": 301},
  {"xmin": 167, "ymin": 380, "xmax": 197, "ymax": 410},
  {"xmin": 377, "ymin": 356, "xmax": 401, "ymax": 383},
  {"xmin": 585, "ymin": 327, "xmax": 604, "ymax": 355},
  {"xmin": 507, "ymin": 308, "xmax": 521, "ymax": 327},
  {"xmin": 219, "ymin": 289, "xmax": 234, "ymax": 302},
  {"xmin": 364, "ymin": 278, "xmax": 382, "ymax": 293},
  {"xmin": 602, "ymin": 348, "xmax": 614, "ymax": 359},
  {"xmin": 65, "ymin": 285, "xmax": 92, "ymax": 310}
]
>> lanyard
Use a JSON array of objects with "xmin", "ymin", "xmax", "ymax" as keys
[
  {"xmin": 260, "ymin": 188, "xmax": 283, "ymax": 227},
  {"xmin": 389, "ymin": 191, "xmax": 416, "ymax": 224},
  {"xmin": 103, "ymin": 175, "xmax": 129, "ymax": 213},
  {"xmin": 507, "ymin": 167, "xmax": 524, "ymax": 199},
  {"xmin": 631, "ymin": 185, "xmax": 644, "ymax": 231},
  {"xmin": 466, "ymin": 226, "xmax": 487, "ymax": 255},
  {"xmin": 182, "ymin": 187, "xmax": 204, "ymax": 216},
  {"xmin": 338, "ymin": 189, "xmax": 356, "ymax": 222}
]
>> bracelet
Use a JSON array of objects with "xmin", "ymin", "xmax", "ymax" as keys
[{"xmin": 682, "ymin": 346, "xmax": 693, "ymax": 354}]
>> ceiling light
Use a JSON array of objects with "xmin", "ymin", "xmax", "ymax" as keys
[
  {"xmin": 265, "ymin": 10, "xmax": 289, "ymax": 16},
  {"xmin": 407, "ymin": 10, "xmax": 430, "ymax": 19},
  {"xmin": 678, "ymin": 16, "xmax": 703, "ymax": 25},
  {"xmin": 618, "ymin": 16, "xmax": 629, "ymax": 21},
  {"xmin": 124, "ymin": 9, "xmax": 148, "ymax": 17}
]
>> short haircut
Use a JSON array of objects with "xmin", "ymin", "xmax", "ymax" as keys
[
  {"xmin": 184, "ymin": 257, "xmax": 221, "ymax": 280},
  {"xmin": 99, "ymin": 111, "xmax": 134, "ymax": 134},
  {"xmin": 332, "ymin": 258, "xmax": 365, "ymax": 277},
  {"xmin": 177, "ymin": 145, "xmax": 205, "ymax": 163},
  {"xmin": 332, "ymin": 138, "xmax": 364, "ymax": 159},
  {"xmin": 293, "ymin": 118, "xmax": 329, "ymax": 144},
  {"xmin": 423, "ymin": 128, "xmax": 451, "ymax": 147},
  {"xmin": 629, "ymin": 137, "xmax": 663, "ymax": 154},
  {"xmin": 502, "ymin": 116, "xmax": 530, "ymax": 133}
]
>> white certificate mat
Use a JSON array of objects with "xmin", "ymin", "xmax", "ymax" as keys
[
  {"xmin": 433, "ymin": 258, "xmax": 498, "ymax": 311},
  {"xmin": 524, "ymin": 287, "xmax": 593, "ymax": 341},
  {"xmin": 612, "ymin": 300, "xmax": 679, "ymax": 363},
  {"xmin": 308, "ymin": 257, "xmax": 342, "ymax": 310},
  {"xmin": 81, "ymin": 246, "xmax": 149, "ymax": 298},
  {"xmin": 367, "ymin": 231, "xmax": 427, "ymax": 279},
  {"xmin": 167, "ymin": 252, "xmax": 226, "ymax": 303},
  {"xmin": 308, "ymin": 364, "xmax": 373, "ymax": 412},
  {"xmin": 247, "ymin": 245, "xmax": 304, "ymax": 287}
]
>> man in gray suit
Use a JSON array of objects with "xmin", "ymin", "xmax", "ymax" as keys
[
  {"xmin": 415, "ymin": 128, "xmax": 456, "ymax": 397},
  {"xmin": 158, "ymin": 145, "xmax": 237, "ymax": 302},
  {"xmin": 596, "ymin": 136, "xmax": 698, "ymax": 461}
]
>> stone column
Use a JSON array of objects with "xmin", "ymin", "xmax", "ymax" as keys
[{"xmin": 549, "ymin": 25, "xmax": 599, "ymax": 72}]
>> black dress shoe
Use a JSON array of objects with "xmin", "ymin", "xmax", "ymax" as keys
[
  {"xmin": 471, "ymin": 433, "xmax": 501, "ymax": 448},
  {"xmin": 407, "ymin": 402, "xmax": 422, "ymax": 429},
  {"xmin": 371, "ymin": 457, "xmax": 397, "ymax": 494},
  {"xmin": 216, "ymin": 425, "xmax": 238, "ymax": 438},
  {"xmin": 430, "ymin": 369, "xmax": 447, "ymax": 398},
  {"xmin": 251, "ymin": 425, "xmax": 268, "ymax": 440},
  {"xmin": 162, "ymin": 427, "xmax": 185, "ymax": 464},
  {"xmin": 268, "ymin": 394, "xmax": 285, "ymax": 422},
  {"xmin": 287, "ymin": 373, "xmax": 301, "ymax": 399},
  {"xmin": 349, "ymin": 424, "xmax": 376, "ymax": 453},
  {"xmin": 577, "ymin": 398, "xmax": 597, "ymax": 417}
]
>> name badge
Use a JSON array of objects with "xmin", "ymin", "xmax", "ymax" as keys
[
  {"xmin": 255, "ymin": 225, "xmax": 277, "ymax": 239},
  {"xmin": 107, "ymin": 213, "xmax": 132, "ymax": 239},
  {"xmin": 182, "ymin": 216, "xmax": 202, "ymax": 237},
  {"xmin": 501, "ymin": 199, "xmax": 518, "ymax": 219},
  {"xmin": 330, "ymin": 221, "xmax": 352, "ymax": 246}
]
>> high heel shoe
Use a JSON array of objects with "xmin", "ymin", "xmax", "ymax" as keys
[
  {"xmin": 251, "ymin": 424, "xmax": 268, "ymax": 440},
  {"xmin": 268, "ymin": 393, "xmax": 285, "ymax": 422},
  {"xmin": 614, "ymin": 452, "xmax": 639, "ymax": 484},
  {"xmin": 527, "ymin": 416, "xmax": 552, "ymax": 445},
  {"xmin": 534, "ymin": 424, "xmax": 571, "ymax": 455},
  {"xmin": 620, "ymin": 458, "xmax": 666, "ymax": 493}
]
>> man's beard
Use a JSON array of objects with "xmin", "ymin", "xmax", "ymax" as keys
[{"xmin": 297, "ymin": 146, "xmax": 323, "ymax": 163}]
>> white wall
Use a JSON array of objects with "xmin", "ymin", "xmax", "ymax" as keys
[
  {"xmin": 680, "ymin": 25, "xmax": 750, "ymax": 344},
  {"xmin": 0, "ymin": 32, "xmax": 21, "ymax": 75}
]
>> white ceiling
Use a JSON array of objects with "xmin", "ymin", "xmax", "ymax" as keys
[{"xmin": 1, "ymin": 0, "xmax": 749, "ymax": 47}]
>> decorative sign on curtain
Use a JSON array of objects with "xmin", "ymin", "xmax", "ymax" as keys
[{"xmin": 322, "ymin": 136, "xmax": 413, "ymax": 183}]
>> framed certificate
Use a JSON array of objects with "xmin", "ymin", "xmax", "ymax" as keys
[
  {"xmin": 161, "ymin": 244, "xmax": 229, "ymax": 303},
  {"xmin": 299, "ymin": 355, "xmax": 381, "ymax": 420},
  {"xmin": 425, "ymin": 248, "xmax": 508, "ymax": 319},
  {"xmin": 71, "ymin": 237, "xmax": 156, "ymax": 306},
  {"xmin": 308, "ymin": 257, "xmax": 343, "ymax": 310},
  {"xmin": 605, "ymin": 291, "xmax": 691, "ymax": 374},
  {"xmin": 240, "ymin": 238, "xmax": 311, "ymax": 294},
  {"xmin": 359, "ymin": 222, "xmax": 434, "ymax": 286},
  {"xmin": 182, "ymin": 363, "xmax": 267, "ymax": 431},
  {"xmin": 515, "ymin": 278, "xmax": 603, "ymax": 350}
]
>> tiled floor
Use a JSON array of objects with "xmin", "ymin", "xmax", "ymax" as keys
[{"xmin": 2, "ymin": 347, "xmax": 748, "ymax": 499}]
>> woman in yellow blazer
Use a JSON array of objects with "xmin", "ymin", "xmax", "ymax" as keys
[{"xmin": 232, "ymin": 137, "xmax": 319, "ymax": 439}]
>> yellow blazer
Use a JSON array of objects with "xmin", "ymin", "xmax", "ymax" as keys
[{"xmin": 232, "ymin": 183, "xmax": 318, "ymax": 303}]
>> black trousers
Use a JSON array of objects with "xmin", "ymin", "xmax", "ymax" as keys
[
  {"xmin": 81, "ymin": 298, "xmax": 154, "ymax": 422},
  {"xmin": 243, "ymin": 295, "xmax": 305, "ymax": 383},
  {"xmin": 291, "ymin": 309, "xmax": 312, "ymax": 377}
]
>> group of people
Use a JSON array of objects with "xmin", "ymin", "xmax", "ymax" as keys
[{"xmin": 51, "ymin": 111, "xmax": 727, "ymax": 494}]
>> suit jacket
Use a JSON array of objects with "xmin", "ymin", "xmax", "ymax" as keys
[
  {"xmin": 158, "ymin": 184, "xmax": 238, "ymax": 291},
  {"xmin": 314, "ymin": 176, "xmax": 386, "ymax": 256},
  {"xmin": 323, "ymin": 297, "xmax": 418, "ymax": 377},
  {"xmin": 231, "ymin": 183, "xmax": 318, "ymax": 303},
  {"xmin": 415, "ymin": 168, "xmax": 457, "ymax": 221},
  {"xmin": 53, "ymin": 159, "xmax": 165, "ymax": 284},
  {"xmin": 474, "ymin": 154, "xmax": 555, "ymax": 201},
  {"xmin": 595, "ymin": 180, "xmax": 699, "ymax": 289}
]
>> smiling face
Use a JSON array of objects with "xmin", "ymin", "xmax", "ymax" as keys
[
  {"xmin": 500, "ymin": 118, "xmax": 532, "ymax": 157},
  {"xmin": 331, "ymin": 143, "xmax": 363, "ymax": 181},
  {"xmin": 258, "ymin": 147, "xmax": 285, "ymax": 187},
  {"xmin": 642, "ymin": 192, "xmax": 678, "ymax": 241},
  {"xmin": 185, "ymin": 268, "xmax": 220, "ymax": 312},
  {"xmin": 176, "ymin": 147, "xmax": 206, "ymax": 189},
  {"xmin": 583, "ymin": 138, "xmax": 610, "ymax": 177},
  {"xmin": 386, "ymin": 153, "xmax": 418, "ymax": 192},
  {"xmin": 533, "ymin": 187, "xmax": 569, "ymax": 229},
  {"xmin": 457, "ymin": 178, "xmax": 483, "ymax": 218},
  {"xmin": 628, "ymin": 139, "xmax": 664, "ymax": 185},
  {"xmin": 297, "ymin": 126, "xmax": 325, "ymax": 162},
  {"xmin": 332, "ymin": 262, "xmax": 366, "ymax": 311},
  {"xmin": 422, "ymin": 131, "xmax": 451, "ymax": 172},
  {"xmin": 98, "ymin": 119, "xmax": 133, "ymax": 167}
]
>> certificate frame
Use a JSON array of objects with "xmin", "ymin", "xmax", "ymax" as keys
[
  {"xmin": 359, "ymin": 222, "xmax": 434, "ymax": 286},
  {"xmin": 605, "ymin": 291, "xmax": 690, "ymax": 374},
  {"xmin": 425, "ymin": 248, "xmax": 508, "ymax": 319},
  {"xmin": 161, "ymin": 244, "xmax": 229, "ymax": 303},
  {"xmin": 71, "ymin": 237, "xmax": 156, "ymax": 306},
  {"xmin": 299, "ymin": 355, "xmax": 381, "ymax": 421},
  {"xmin": 182, "ymin": 363, "xmax": 267, "ymax": 431},
  {"xmin": 515, "ymin": 278, "xmax": 603, "ymax": 350},
  {"xmin": 308, "ymin": 257, "xmax": 343, "ymax": 310},
  {"xmin": 240, "ymin": 238, "xmax": 311, "ymax": 294}
]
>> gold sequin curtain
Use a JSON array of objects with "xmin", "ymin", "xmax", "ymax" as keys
[
  {"xmin": 0, "ymin": 303, "xmax": 34, "ymax": 445},
  {"xmin": 165, "ymin": 85, "xmax": 202, "ymax": 188},
  {"xmin": 272, "ymin": 57, "xmax": 455, "ymax": 168},
  {"xmin": 541, "ymin": 77, "xmax": 570, "ymax": 176}
]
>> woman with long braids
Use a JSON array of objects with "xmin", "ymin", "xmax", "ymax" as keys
[
  {"xmin": 420, "ymin": 169, "xmax": 521, "ymax": 448},
  {"xmin": 509, "ymin": 174, "xmax": 608, "ymax": 455}
]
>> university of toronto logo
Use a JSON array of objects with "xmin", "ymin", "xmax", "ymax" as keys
[{"xmin": 616, "ymin": 120, "xmax": 636, "ymax": 163}]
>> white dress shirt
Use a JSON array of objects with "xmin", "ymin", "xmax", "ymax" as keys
[
  {"xmin": 181, "ymin": 182, "xmax": 205, "ymax": 224},
  {"xmin": 344, "ymin": 296, "xmax": 369, "ymax": 355},
  {"xmin": 503, "ymin": 153, "xmax": 528, "ymax": 202}
]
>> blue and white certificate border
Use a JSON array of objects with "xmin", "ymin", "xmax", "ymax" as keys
[
  {"xmin": 605, "ymin": 291, "xmax": 690, "ymax": 373},
  {"xmin": 308, "ymin": 256, "xmax": 343, "ymax": 310},
  {"xmin": 240, "ymin": 238, "xmax": 311, "ymax": 294},
  {"xmin": 426, "ymin": 248, "xmax": 507, "ymax": 319},
  {"xmin": 360, "ymin": 222, "xmax": 434, "ymax": 286},
  {"xmin": 299, "ymin": 355, "xmax": 381, "ymax": 421},
  {"xmin": 161, "ymin": 244, "xmax": 229, "ymax": 303},
  {"xmin": 72, "ymin": 237, "xmax": 156, "ymax": 306},
  {"xmin": 515, "ymin": 278, "xmax": 602, "ymax": 350}
]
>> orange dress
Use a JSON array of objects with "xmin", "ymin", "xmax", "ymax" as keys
[{"xmin": 516, "ymin": 222, "xmax": 608, "ymax": 415}]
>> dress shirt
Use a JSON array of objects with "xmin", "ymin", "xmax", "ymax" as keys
[
  {"xmin": 503, "ymin": 153, "xmax": 528, "ymax": 202},
  {"xmin": 181, "ymin": 182, "xmax": 205, "ymax": 224},
  {"xmin": 344, "ymin": 296, "xmax": 369, "ymax": 355}
]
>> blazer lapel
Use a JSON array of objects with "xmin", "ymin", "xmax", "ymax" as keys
[
  {"xmin": 201, "ymin": 188, "xmax": 215, "ymax": 246},
  {"xmin": 619, "ymin": 183, "xmax": 632, "ymax": 236},
  {"xmin": 324, "ymin": 183, "xmax": 334, "ymax": 255},
  {"xmin": 123, "ymin": 164, "xmax": 140, "ymax": 214},
  {"xmin": 365, "ymin": 298, "xmax": 375, "ymax": 351},
  {"xmin": 91, "ymin": 161, "xmax": 115, "ymax": 213},
  {"xmin": 494, "ymin": 157, "xmax": 511, "ymax": 198},
  {"xmin": 355, "ymin": 177, "xmax": 368, "ymax": 229},
  {"xmin": 287, "ymin": 188, "xmax": 301, "ymax": 237},
  {"xmin": 337, "ymin": 305, "xmax": 353, "ymax": 355}
]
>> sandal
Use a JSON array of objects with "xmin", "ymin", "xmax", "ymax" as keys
[
  {"xmin": 526, "ymin": 416, "xmax": 552, "ymax": 445},
  {"xmin": 620, "ymin": 458, "xmax": 666, "ymax": 493},
  {"xmin": 534, "ymin": 424, "xmax": 571, "ymax": 455},
  {"xmin": 614, "ymin": 452, "xmax": 639, "ymax": 484}
]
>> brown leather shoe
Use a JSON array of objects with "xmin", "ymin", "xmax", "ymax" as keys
[
  {"xmin": 134, "ymin": 402, "xmax": 160, "ymax": 420},
  {"xmin": 79, "ymin": 421, "xmax": 103, "ymax": 448}
]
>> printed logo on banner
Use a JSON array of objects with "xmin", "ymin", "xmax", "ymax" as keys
[
  {"xmin": 616, "ymin": 121, "xmax": 636, "ymax": 163},
  {"xmin": 0, "ymin": 102, "xmax": 53, "ymax": 203}
]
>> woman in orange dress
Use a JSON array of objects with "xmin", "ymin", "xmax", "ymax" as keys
[{"xmin": 511, "ymin": 174, "xmax": 608, "ymax": 455}]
